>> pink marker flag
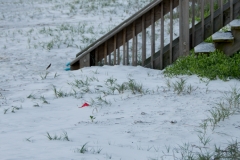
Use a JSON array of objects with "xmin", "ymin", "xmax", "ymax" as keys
[{"xmin": 79, "ymin": 102, "xmax": 90, "ymax": 108}]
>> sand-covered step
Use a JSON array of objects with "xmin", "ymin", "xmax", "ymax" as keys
[
  {"xmin": 230, "ymin": 19, "xmax": 240, "ymax": 29},
  {"xmin": 194, "ymin": 42, "xmax": 216, "ymax": 53},
  {"xmin": 212, "ymin": 32, "xmax": 234, "ymax": 43}
]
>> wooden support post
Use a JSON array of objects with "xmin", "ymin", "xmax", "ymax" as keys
[
  {"xmin": 95, "ymin": 48, "xmax": 98, "ymax": 66},
  {"xmin": 179, "ymin": 0, "xmax": 189, "ymax": 56},
  {"xmin": 132, "ymin": 22, "xmax": 136, "ymax": 66},
  {"xmin": 104, "ymin": 42, "xmax": 107, "ymax": 65},
  {"xmin": 201, "ymin": 0, "xmax": 205, "ymax": 41},
  {"xmin": 142, "ymin": 15, "xmax": 146, "ymax": 66},
  {"xmin": 123, "ymin": 28, "xmax": 126, "ymax": 65},
  {"xmin": 220, "ymin": 0, "xmax": 223, "ymax": 27},
  {"xmin": 230, "ymin": 0, "xmax": 233, "ymax": 21},
  {"xmin": 126, "ymin": 41, "xmax": 129, "ymax": 65},
  {"xmin": 108, "ymin": 49, "xmax": 111, "ymax": 65},
  {"xmin": 191, "ymin": 0, "xmax": 195, "ymax": 47},
  {"xmin": 151, "ymin": 8, "xmax": 155, "ymax": 68},
  {"xmin": 114, "ymin": 35, "xmax": 117, "ymax": 65},
  {"xmin": 211, "ymin": 0, "xmax": 214, "ymax": 35},
  {"xmin": 117, "ymin": 47, "xmax": 120, "ymax": 65},
  {"xmin": 80, "ymin": 53, "xmax": 90, "ymax": 68},
  {"xmin": 170, "ymin": 0, "xmax": 173, "ymax": 64},
  {"xmin": 160, "ymin": 3, "xmax": 164, "ymax": 70}
]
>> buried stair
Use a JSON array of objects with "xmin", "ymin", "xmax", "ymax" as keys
[
  {"xmin": 70, "ymin": 0, "xmax": 240, "ymax": 70},
  {"xmin": 195, "ymin": 19, "xmax": 240, "ymax": 55}
]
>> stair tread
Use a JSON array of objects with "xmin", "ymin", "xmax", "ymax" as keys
[
  {"xmin": 212, "ymin": 32, "xmax": 234, "ymax": 42},
  {"xmin": 194, "ymin": 42, "xmax": 215, "ymax": 53},
  {"xmin": 230, "ymin": 19, "xmax": 240, "ymax": 28}
]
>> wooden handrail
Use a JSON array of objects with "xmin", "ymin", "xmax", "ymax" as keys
[{"xmin": 70, "ymin": 0, "xmax": 240, "ymax": 70}]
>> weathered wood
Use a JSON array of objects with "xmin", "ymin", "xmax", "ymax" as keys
[
  {"xmin": 220, "ymin": 0, "xmax": 223, "ymax": 26},
  {"xmin": 95, "ymin": 48, "xmax": 98, "ymax": 66},
  {"xmin": 80, "ymin": 53, "xmax": 90, "ymax": 68},
  {"xmin": 70, "ymin": 0, "xmax": 240, "ymax": 70},
  {"xmin": 142, "ymin": 15, "xmax": 146, "ymax": 66},
  {"xmin": 211, "ymin": 0, "xmax": 214, "ymax": 35},
  {"xmin": 160, "ymin": 3, "xmax": 164, "ymax": 70},
  {"xmin": 230, "ymin": 0, "xmax": 233, "ymax": 21},
  {"xmin": 71, "ymin": 0, "xmax": 180, "ymax": 69},
  {"xmin": 117, "ymin": 47, "xmax": 120, "ymax": 65},
  {"xmin": 114, "ymin": 35, "xmax": 117, "ymax": 65},
  {"xmin": 123, "ymin": 28, "xmax": 126, "ymax": 65},
  {"xmin": 170, "ymin": 0, "xmax": 173, "ymax": 64},
  {"xmin": 179, "ymin": 0, "xmax": 189, "ymax": 56},
  {"xmin": 104, "ymin": 42, "xmax": 107, "ymax": 65},
  {"xmin": 201, "ymin": 0, "xmax": 205, "ymax": 41},
  {"xmin": 126, "ymin": 40, "xmax": 129, "ymax": 65},
  {"xmin": 151, "ymin": 8, "xmax": 155, "ymax": 69},
  {"xmin": 191, "ymin": 0, "xmax": 195, "ymax": 47},
  {"xmin": 144, "ymin": 0, "xmax": 240, "ymax": 69}
]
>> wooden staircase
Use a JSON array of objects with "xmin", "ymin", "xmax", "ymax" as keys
[
  {"xmin": 70, "ymin": 0, "xmax": 240, "ymax": 70},
  {"xmin": 195, "ymin": 20, "xmax": 240, "ymax": 55}
]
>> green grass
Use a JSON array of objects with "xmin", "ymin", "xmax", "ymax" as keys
[{"xmin": 164, "ymin": 50, "xmax": 240, "ymax": 81}]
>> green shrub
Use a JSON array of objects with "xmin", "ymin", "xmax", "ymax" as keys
[{"xmin": 164, "ymin": 50, "xmax": 240, "ymax": 81}]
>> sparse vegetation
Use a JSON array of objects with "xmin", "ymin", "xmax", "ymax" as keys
[{"xmin": 164, "ymin": 50, "xmax": 240, "ymax": 81}]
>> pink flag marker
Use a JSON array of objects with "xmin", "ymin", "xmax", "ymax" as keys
[{"xmin": 79, "ymin": 102, "xmax": 90, "ymax": 108}]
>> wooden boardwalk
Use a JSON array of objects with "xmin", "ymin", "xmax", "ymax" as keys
[{"xmin": 70, "ymin": 0, "xmax": 240, "ymax": 70}]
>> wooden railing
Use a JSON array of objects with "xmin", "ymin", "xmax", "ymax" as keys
[{"xmin": 70, "ymin": 0, "xmax": 240, "ymax": 70}]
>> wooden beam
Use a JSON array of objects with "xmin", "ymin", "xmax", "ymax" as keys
[
  {"xmin": 211, "ymin": 0, "xmax": 214, "ymax": 35},
  {"xmin": 191, "ymin": 0, "xmax": 195, "ymax": 47},
  {"xmin": 170, "ymin": 0, "xmax": 173, "ymax": 64},
  {"xmin": 151, "ymin": 8, "xmax": 155, "ymax": 68},
  {"xmin": 142, "ymin": 15, "xmax": 146, "ymax": 66},
  {"xmin": 95, "ymin": 48, "xmax": 98, "ymax": 66},
  {"xmin": 230, "ymin": 0, "xmax": 233, "ymax": 21},
  {"xmin": 114, "ymin": 35, "xmax": 117, "ymax": 65},
  {"xmin": 160, "ymin": 3, "xmax": 164, "ymax": 70},
  {"xmin": 179, "ymin": 0, "xmax": 189, "ymax": 56},
  {"xmin": 104, "ymin": 42, "xmax": 107, "ymax": 65},
  {"xmin": 123, "ymin": 28, "xmax": 126, "ymax": 65},
  {"xmin": 220, "ymin": 0, "xmax": 223, "ymax": 27},
  {"xmin": 201, "ymin": 0, "xmax": 205, "ymax": 41},
  {"xmin": 132, "ymin": 21, "xmax": 136, "ymax": 66}
]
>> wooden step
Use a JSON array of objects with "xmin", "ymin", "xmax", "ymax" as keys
[
  {"xmin": 230, "ymin": 19, "xmax": 240, "ymax": 30},
  {"xmin": 212, "ymin": 32, "xmax": 234, "ymax": 43},
  {"xmin": 194, "ymin": 42, "xmax": 216, "ymax": 53},
  {"xmin": 213, "ymin": 30, "xmax": 240, "ymax": 56}
]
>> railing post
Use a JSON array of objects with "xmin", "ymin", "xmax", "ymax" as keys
[{"xmin": 179, "ymin": 0, "xmax": 190, "ymax": 56}]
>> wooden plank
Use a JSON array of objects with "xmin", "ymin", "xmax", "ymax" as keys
[
  {"xmin": 211, "ymin": 0, "xmax": 214, "ymax": 35},
  {"xmin": 135, "ymin": 34, "xmax": 138, "ymax": 65},
  {"xmin": 126, "ymin": 41, "xmax": 129, "ymax": 65},
  {"xmin": 114, "ymin": 35, "xmax": 117, "ymax": 65},
  {"xmin": 151, "ymin": 8, "xmax": 155, "ymax": 68},
  {"xmin": 95, "ymin": 48, "xmax": 98, "ymax": 66},
  {"xmin": 104, "ymin": 42, "xmax": 107, "ymax": 65},
  {"xmin": 220, "ymin": 0, "xmax": 223, "ymax": 27},
  {"xmin": 179, "ymin": 0, "xmax": 190, "ymax": 56},
  {"xmin": 117, "ymin": 47, "xmax": 120, "ymax": 65},
  {"xmin": 108, "ymin": 49, "xmax": 111, "ymax": 65},
  {"xmin": 123, "ymin": 28, "xmax": 126, "ymax": 65},
  {"xmin": 230, "ymin": 0, "xmax": 233, "ymax": 21},
  {"xmin": 132, "ymin": 22, "xmax": 136, "ymax": 66},
  {"xmin": 142, "ymin": 15, "xmax": 146, "ymax": 66},
  {"xmin": 160, "ymin": 3, "xmax": 164, "ymax": 70},
  {"xmin": 80, "ymin": 53, "xmax": 90, "ymax": 68},
  {"xmin": 201, "ymin": 0, "xmax": 205, "ymax": 41},
  {"xmin": 191, "ymin": 0, "xmax": 195, "ymax": 47}
]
